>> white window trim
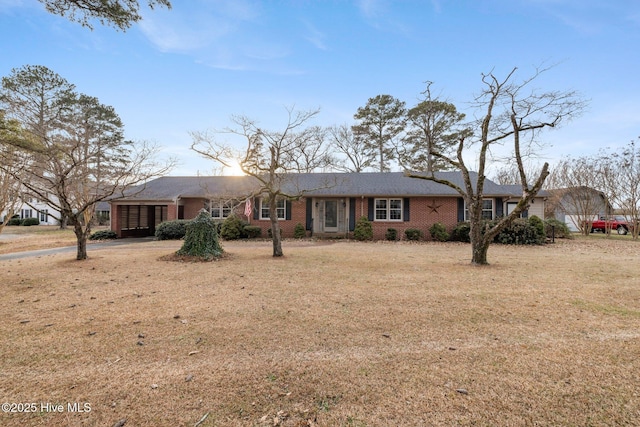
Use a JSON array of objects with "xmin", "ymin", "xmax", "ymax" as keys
[
  {"xmin": 260, "ymin": 198, "xmax": 286, "ymax": 220},
  {"xmin": 209, "ymin": 200, "xmax": 234, "ymax": 219},
  {"xmin": 464, "ymin": 199, "xmax": 494, "ymax": 221},
  {"xmin": 374, "ymin": 198, "xmax": 403, "ymax": 222}
]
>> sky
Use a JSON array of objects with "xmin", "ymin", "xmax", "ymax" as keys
[{"xmin": 1, "ymin": 0, "xmax": 639, "ymax": 176}]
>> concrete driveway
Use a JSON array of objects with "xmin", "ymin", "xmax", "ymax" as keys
[{"xmin": 0, "ymin": 237, "xmax": 155, "ymax": 261}]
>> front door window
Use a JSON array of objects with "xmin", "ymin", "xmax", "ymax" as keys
[{"xmin": 324, "ymin": 200, "xmax": 338, "ymax": 231}]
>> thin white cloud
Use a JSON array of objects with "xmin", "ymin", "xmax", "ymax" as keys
[
  {"xmin": 138, "ymin": 1, "xmax": 302, "ymax": 73},
  {"xmin": 303, "ymin": 20, "xmax": 328, "ymax": 51}
]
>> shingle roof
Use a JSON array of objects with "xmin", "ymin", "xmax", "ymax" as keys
[{"xmin": 115, "ymin": 171, "xmax": 537, "ymax": 201}]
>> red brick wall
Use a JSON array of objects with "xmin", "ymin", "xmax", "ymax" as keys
[
  {"xmin": 247, "ymin": 199, "xmax": 307, "ymax": 238},
  {"xmin": 111, "ymin": 197, "xmax": 462, "ymax": 240},
  {"xmin": 351, "ymin": 197, "xmax": 459, "ymax": 240}
]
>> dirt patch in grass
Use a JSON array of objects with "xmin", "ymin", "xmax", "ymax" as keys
[{"xmin": 1, "ymin": 238, "xmax": 640, "ymax": 426}]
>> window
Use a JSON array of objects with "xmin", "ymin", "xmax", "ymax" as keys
[
  {"xmin": 464, "ymin": 199, "xmax": 494, "ymax": 221},
  {"xmin": 39, "ymin": 209, "xmax": 48, "ymax": 222},
  {"xmin": 374, "ymin": 198, "xmax": 403, "ymax": 221},
  {"xmin": 260, "ymin": 198, "xmax": 285, "ymax": 220},
  {"xmin": 21, "ymin": 209, "xmax": 33, "ymax": 219},
  {"xmin": 210, "ymin": 200, "xmax": 234, "ymax": 219}
]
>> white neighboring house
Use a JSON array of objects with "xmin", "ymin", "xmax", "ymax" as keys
[
  {"xmin": 1, "ymin": 194, "xmax": 60, "ymax": 225},
  {"xmin": 1, "ymin": 197, "xmax": 111, "ymax": 225}
]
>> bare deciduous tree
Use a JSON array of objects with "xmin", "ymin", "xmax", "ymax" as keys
[
  {"xmin": 326, "ymin": 124, "xmax": 373, "ymax": 172},
  {"xmin": 191, "ymin": 107, "xmax": 331, "ymax": 257},
  {"xmin": 547, "ymin": 156, "xmax": 610, "ymax": 235},
  {"xmin": 407, "ymin": 66, "xmax": 585, "ymax": 265},
  {"xmin": 600, "ymin": 138, "xmax": 640, "ymax": 239},
  {"xmin": 1, "ymin": 65, "xmax": 174, "ymax": 259}
]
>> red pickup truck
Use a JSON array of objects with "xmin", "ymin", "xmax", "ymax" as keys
[{"xmin": 587, "ymin": 216, "xmax": 633, "ymax": 235}]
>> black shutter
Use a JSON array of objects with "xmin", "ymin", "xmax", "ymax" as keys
[
  {"xmin": 305, "ymin": 198, "xmax": 313, "ymax": 230},
  {"xmin": 253, "ymin": 197, "xmax": 259, "ymax": 220},
  {"xmin": 403, "ymin": 198, "xmax": 410, "ymax": 221},
  {"xmin": 495, "ymin": 197, "xmax": 503, "ymax": 218},
  {"xmin": 457, "ymin": 198, "xmax": 465, "ymax": 222},
  {"xmin": 367, "ymin": 198, "xmax": 374, "ymax": 221},
  {"xmin": 349, "ymin": 198, "xmax": 356, "ymax": 231},
  {"xmin": 522, "ymin": 209, "xmax": 529, "ymax": 218},
  {"xmin": 285, "ymin": 200, "xmax": 292, "ymax": 220}
]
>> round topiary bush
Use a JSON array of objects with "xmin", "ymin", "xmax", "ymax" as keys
[
  {"xmin": 176, "ymin": 209, "xmax": 223, "ymax": 260},
  {"xmin": 353, "ymin": 216, "xmax": 373, "ymax": 241}
]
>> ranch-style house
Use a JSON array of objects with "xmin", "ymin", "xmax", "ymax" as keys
[{"xmin": 109, "ymin": 172, "xmax": 547, "ymax": 240}]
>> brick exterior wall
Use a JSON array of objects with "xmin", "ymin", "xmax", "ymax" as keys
[
  {"xmin": 112, "ymin": 197, "xmax": 463, "ymax": 240},
  {"xmin": 247, "ymin": 199, "xmax": 308, "ymax": 238},
  {"xmin": 350, "ymin": 197, "xmax": 459, "ymax": 241}
]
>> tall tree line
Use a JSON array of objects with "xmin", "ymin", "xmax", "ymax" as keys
[{"xmin": 0, "ymin": 65, "xmax": 172, "ymax": 259}]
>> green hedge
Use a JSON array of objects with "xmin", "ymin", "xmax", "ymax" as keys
[
  {"xmin": 89, "ymin": 230, "xmax": 117, "ymax": 240},
  {"xmin": 544, "ymin": 218, "xmax": 573, "ymax": 239},
  {"xmin": 220, "ymin": 214, "xmax": 247, "ymax": 240},
  {"xmin": 155, "ymin": 219, "xmax": 190, "ymax": 240},
  {"xmin": 451, "ymin": 217, "xmax": 546, "ymax": 245},
  {"xmin": 385, "ymin": 228, "xmax": 398, "ymax": 241},
  {"xmin": 21, "ymin": 217, "xmax": 40, "ymax": 226},
  {"xmin": 243, "ymin": 225, "xmax": 262, "ymax": 238},
  {"xmin": 404, "ymin": 228, "xmax": 423, "ymax": 241},
  {"xmin": 6, "ymin": 217, "xmax": 22, "ymax": 226}
]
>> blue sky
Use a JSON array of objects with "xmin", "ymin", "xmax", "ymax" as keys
[{"xmin": 1, "ymin": 0, "xmax": 639, "ymax": 176}]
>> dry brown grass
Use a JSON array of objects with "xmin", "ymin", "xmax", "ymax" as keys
[
  {"xmin": 1, "ymin": 237, "xmax": 640, "ymax": 426},
  {"xmin": 0, "ymin": 226, "xmax": 90, "ymax": 255}
]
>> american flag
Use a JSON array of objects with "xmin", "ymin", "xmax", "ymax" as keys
[{"xmin": 244, "ymin": 198, "xmax": 252, "ymax": 218}]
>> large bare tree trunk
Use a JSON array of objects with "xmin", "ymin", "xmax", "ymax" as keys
[
  {"xmin": 73, "ymin": 223, "xmax": 90, "ymax": 260},
  {"xmin": 270, "ymin": 198, "xmax": 283, "ymax": 257}
]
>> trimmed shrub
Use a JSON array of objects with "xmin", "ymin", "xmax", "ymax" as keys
[
  {"xmin": 6, "ymin": 217, "xmax": 22, "ymax": 226},
  {"xmin": 89, "ymin": 230, "xmax": 117, "ymax": 240},
  {"xmin": 220, "ymin": 214, "xmax": 247, "ymax": 240},
  {"xmin": 155, "ymin": 219, "xmax": 190, "ymax": 240},
  {"xmin": 243, "ymin": 225, "xmax": 262, "ymax": 238},
  {"xmin": 544, "ymin": 218, "xmax": 573, "ymax": 239},
  {"xmin": 529, "ymin": 215, "xmax": 545, "ymax": 240},
  {"xmin": 405, "ymin": 228, "xmax": 423, "ymax": 241},
  {"xmin": 293, "ymin": 223, "xmax": 306, "ymax": 239},
  {"xmin": 494, "ymin": 218, "xmax": 545, "ymax": 245},
  {"xmin": 450, "ymin": 222, "xmax": 470, "ymax": 242},
  {"xmin": 353, "ymin": 216, "xmax": 373, "ymax": 241},
  {"xmin": 429, "ymin": 222, "xmax": 450, "ymax": 242},
  {"xmin": 176, "ymin": 209, "xmax": 223, "ymax": 259},
  {"xmin": 385, "ymin": 228, "xmax": 398, "ymax": 241},
  {"xmin": 21, "ymin": 217, "xmax": 40, "ymax": 226}
]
